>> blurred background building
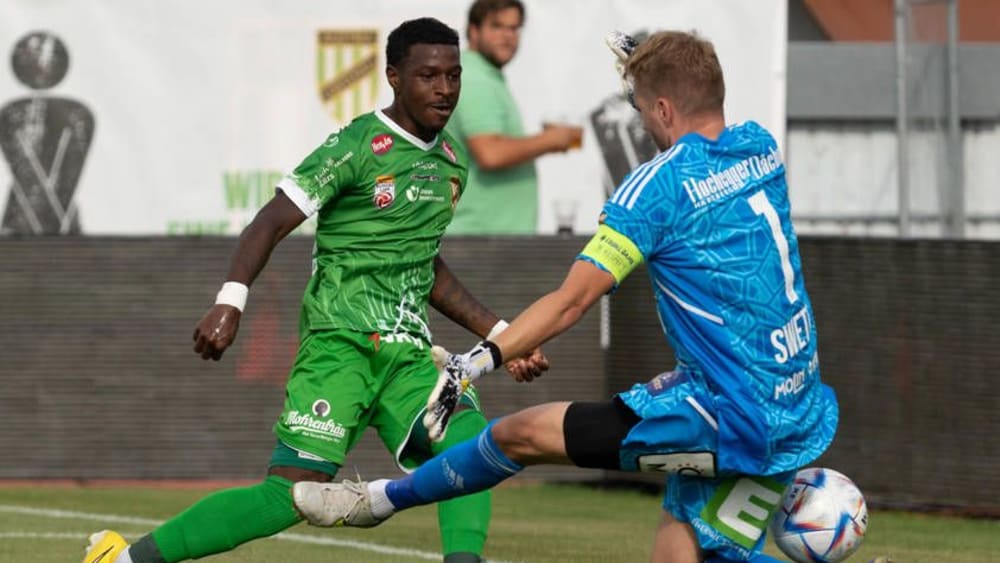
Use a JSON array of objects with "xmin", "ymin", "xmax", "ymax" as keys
[{"xmin": 787, "ymin": 0, "xmax": 1000, "ymax": 238}]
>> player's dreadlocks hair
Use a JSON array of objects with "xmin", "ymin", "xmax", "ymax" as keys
[{"xmin": 386, "ymin": 17, "xmax": 460, "ymax": 68}]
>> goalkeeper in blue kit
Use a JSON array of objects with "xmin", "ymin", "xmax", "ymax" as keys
[{"xmin": 291, "ymin": 30, "xmax": 839, "ymax": 563}]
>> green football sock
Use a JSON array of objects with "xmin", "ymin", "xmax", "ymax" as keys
[
  {"xmin": 137, "ymin": 475, "xmax": 301, "ymax": 562},
  {"xmin": 433, "ymin": 409, "xmax": 491, "ymax": 559}
]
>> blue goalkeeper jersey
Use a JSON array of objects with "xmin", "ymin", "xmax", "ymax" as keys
[{"xmin": 593, "ymin": 121, "xmax": 837, "ymax": 475}]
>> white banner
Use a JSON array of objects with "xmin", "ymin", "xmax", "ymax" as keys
[{"xmin": 0, "ymin": 0, "xmax": 785, "ymax": 235}]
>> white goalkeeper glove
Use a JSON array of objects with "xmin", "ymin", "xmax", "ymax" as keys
[
  {"xmin": 605, "ymin": 30, "xmax": 640, "ymax": 108},
  {"xmin": 424, "ymin": 341, "xmax": 502, "ymax": 442}
]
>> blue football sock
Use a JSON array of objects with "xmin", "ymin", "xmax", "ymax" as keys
[{"xmin": 386, "ymin": 422, "xmax": 522, "ymax": 510}]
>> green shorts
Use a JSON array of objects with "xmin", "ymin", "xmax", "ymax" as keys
[{"xmin": 271, "ymin": 329, "xmax": 481, "ymax": 474}]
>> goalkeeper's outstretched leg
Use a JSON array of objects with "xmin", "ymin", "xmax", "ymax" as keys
[{"xmin": 292, "ymin": 397, "xmax": 640, "ymax": 526}]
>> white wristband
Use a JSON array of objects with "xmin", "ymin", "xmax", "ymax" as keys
[
  {"xmin": 215, "ymin": 281, "xmax": 249, "ymax": 312},
  {"xmin": 486, "ymin": 319, "xmax": 509, "ymax": 341}
]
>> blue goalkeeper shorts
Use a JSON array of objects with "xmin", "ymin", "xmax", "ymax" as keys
[{"xmin": 616, "ymin": 371, "xmax": 794, "ymax": 561}]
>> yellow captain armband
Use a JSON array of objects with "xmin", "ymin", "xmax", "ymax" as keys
[{"xmin": 579, "ymin": 224, "xmax": 644, "ymax": 284}]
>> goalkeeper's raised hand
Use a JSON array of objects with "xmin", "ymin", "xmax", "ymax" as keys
[{"xmin": 605, "ymin": 30, "xmax": 640, "ymax": 107}]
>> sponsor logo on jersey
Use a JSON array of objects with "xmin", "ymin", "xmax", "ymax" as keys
[
  {"xmin": 410, "ymin": 174, "xmax": 440, "ymax": 182},
  {"xmin": 323, "ymin": 135, "xmax": 340, "ymax": 147},
  {"xmin": 313, "ymin": 152, "xmax": 353, "ymax": 187},
  {"xmin": 441, "ymin": 140, "xmax": 457, "ymax": 162},
  {"xmin": 285, "ymin": 410, "xmax": 347, "ymax": 440},
  {"xmin": 644, "ymin": 370, "xmax": 684, "ymax": 396},
  {"xmin": 449, "ymin": 176, "xmax": 461, "ymax": 210},
  {"xmin": 411, "ymin": 161, "xmax": 438, "ymax": 170},
  {"xmin": 773, "ymin": 351, "xmax": 818, "ymax": 400},
  {"xmin": 681, "ymin": 146, "xmax": 783, "ymax": 209},
  {"xmin": 333, "ymin": 151, "xmax": 354, "ymax": 168},
  {"xmin": 296, "ymin": 449, "xmax": 326, "ymax": 461},
  {"xmin": 314, "ymin": 160, "xmax": 336, "ymax": 187},
  {"xmin": 371, "ymin": 133, "xmax": 394, "ymax": 155},
  {"xmin": 373, "ymin": 175, "xmax": 395, "ymax": 209},
  {"xmin": 317, "ymin": 29, "xmax": 379, "ymax": 125},
  {"xmin": 406, "ymin": 185, "xmax": 445, "ymax": 204},
  {"xmin": 637, "ymin": 452, "xmax": 717, "ymax": 476},
  {"xmin": 406, "ymin": 185, "xmax": 420, "ymax": 202},
  {"xmin": 312, "ymin": 399, "xmax": 331, "ymax": 417}
]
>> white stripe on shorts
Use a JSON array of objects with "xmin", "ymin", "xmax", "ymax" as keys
[{"xmin": 685, "ymin": 396, "xmax": 719, "ymax": 431}]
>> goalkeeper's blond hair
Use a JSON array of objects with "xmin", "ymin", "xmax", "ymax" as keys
[{"xmin": 624, "ymin": 30, "xmax": 725, "ymax": 117}]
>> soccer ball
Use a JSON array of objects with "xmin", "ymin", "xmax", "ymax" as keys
[{"xmin": 770, "ymin": 467, "xmax": 868, "ymax": 563}]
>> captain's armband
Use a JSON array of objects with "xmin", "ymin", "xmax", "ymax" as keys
[{"xmin": 579, "ymin": 224, "xmax": 643, "ymax": 284}]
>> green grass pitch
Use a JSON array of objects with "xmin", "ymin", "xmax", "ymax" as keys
[{"xmin": 0, "ymin": 482, "xmax": 996, "ymax": 562}]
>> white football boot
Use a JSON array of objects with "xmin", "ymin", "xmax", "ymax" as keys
[{"xmin": 292, "ymin": 479, "xmax": 388, "ymax": 528}]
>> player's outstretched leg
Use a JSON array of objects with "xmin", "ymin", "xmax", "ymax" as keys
[
  {"xmin": 294, "ymin": 420, "xmax": 523, "ymax": 527},
  {"xmin": 85, "ymin": 475, "xmax": 304, "ymax": 562}
]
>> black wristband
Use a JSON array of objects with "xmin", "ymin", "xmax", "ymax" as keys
[{"xmin": 482, "ymin": 339, "xmax": 503, "ymax": 367}]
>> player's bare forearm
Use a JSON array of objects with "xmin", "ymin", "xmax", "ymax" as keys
[
  {"xmin": 430, "ymin": 255, "xmax": 500, "ymax": 338},
  {"xmin": 492, "ymin": 291, "xmax": 585, "ymax": 360},
  {"xmin": 225, "ymin": 191, "xmax": 307, "ymax": 285},
  {"xmin": 494, "ymin": 260, "xmax": 615, "ymax": 361},
  {"xmin": 194, "ymin": 193, "xmax": 307, "ymax": 361},
  {"xmin": 467, "ymin": 133, "xmax": 560, "ymax": 171}
]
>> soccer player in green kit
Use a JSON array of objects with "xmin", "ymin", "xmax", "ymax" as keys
[{"xmin": 83, "ymin": 17, "xmax": 546, "ymax": 563}]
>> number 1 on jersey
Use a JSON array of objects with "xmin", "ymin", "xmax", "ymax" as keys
[{"xmin": 748, "ymin": 190, "xmax": 799, "ymax": 304}]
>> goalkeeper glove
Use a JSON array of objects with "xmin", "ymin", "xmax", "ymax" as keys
[
  {"xmin": 605, "ymin": 30, "xmax": 639, "ymax": 109},
  {"xmin": 423, "ymin": 341, "xmax": 502, "ymax": 442}
]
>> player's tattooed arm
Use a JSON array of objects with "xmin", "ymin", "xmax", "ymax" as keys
[
  {"xmin": 193, "ymin": 192, "xmax": 307, "ymax": 361},
  {"xmin": 429, "ymin": 255, "xmax": 499, "ymax": 339},
  {"xmin": 430, "ymin": 256, "xmax": 549, "ymax": 382}
]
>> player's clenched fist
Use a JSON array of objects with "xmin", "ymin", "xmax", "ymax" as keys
[
  {"xmin": 192, "ymin": 304, "xmax": 241, "ymax": 361},
  {"xmin": 504, "ymin": 347, "xmax": 549, "ymax": 382}
]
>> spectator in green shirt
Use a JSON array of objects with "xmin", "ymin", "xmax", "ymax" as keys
[{"xmin": 446, "ymin": 0, "xmax": 582, "ymax": 235}]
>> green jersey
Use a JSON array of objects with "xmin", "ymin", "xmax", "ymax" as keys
[{"xmin": 277, "ymin": 110, "xmax": 468, "ymax": 342}]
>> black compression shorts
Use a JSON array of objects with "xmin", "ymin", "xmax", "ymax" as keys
[{"xmin": 563, "ymin": 396, "xmax": 641, "ymax": 470}]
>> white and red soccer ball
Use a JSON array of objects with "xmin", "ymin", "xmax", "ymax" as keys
[{"xmin": 770, "ymin": 467, "xmax": 868, "ymax": 563}]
